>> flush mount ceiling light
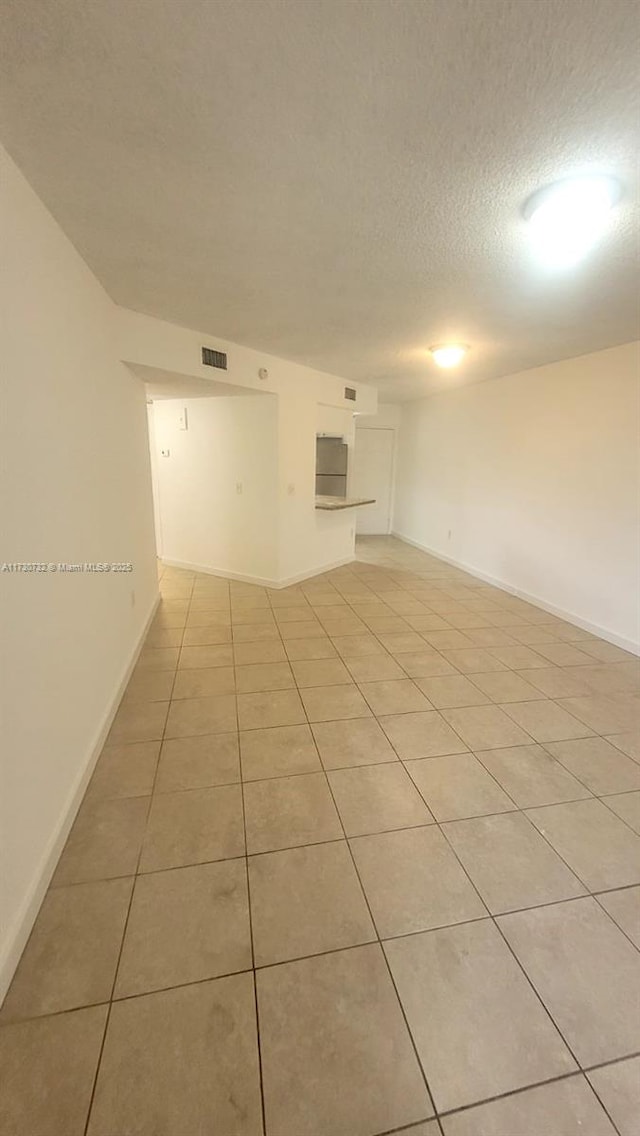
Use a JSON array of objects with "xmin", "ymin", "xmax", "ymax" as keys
[
  {"xmin": 429, "ymin": 344, "xmax": 468, "ymax": 368},
  {"xmin": 524, "ymin": 175, "xmax": 621, "ymax": 268}
]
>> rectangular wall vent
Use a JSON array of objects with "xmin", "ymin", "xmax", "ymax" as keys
[
  {"xmin": 202, "ymin": 346, "xmax": 228, "ymax": 370},
  {"xmin": 344, "ymin": 386, "xmax": 357, "ymax": 401}
]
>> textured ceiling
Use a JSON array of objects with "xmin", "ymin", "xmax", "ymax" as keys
[{"xmin": 1, "ymin": 0, "xmax": 638, "ymax": 400}]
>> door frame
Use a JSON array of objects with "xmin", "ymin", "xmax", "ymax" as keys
[
  {"xmin": 146, "ymin": 401, "xmax": 164, "ymax": 558},
  {"xmin": 353, "ymin": 425, "xmax": 397, "ymax": 535}
]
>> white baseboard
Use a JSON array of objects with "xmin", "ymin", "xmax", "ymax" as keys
[
  {"xmin": 0, "ymin": 591, "xmax": 160, "ymax": 1004},
  {"xmin": 161, "ymin": 558, "xmax": 278, "ymax": 587},
  {"xmin": 161, "ymin": 555, "xmax": 356, "ymax": 589},
  {"xmin": 277, "ymin": 555, "xmax": 356, "ymax": 587},
  {"xmin": 391, "ymin": 531, "xmax": 640, "ymax": 656}
]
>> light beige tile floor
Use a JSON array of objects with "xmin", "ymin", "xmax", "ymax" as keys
[{"xmin": 1, "ymin": 535, "xmax": 639, "ymax": 1135}]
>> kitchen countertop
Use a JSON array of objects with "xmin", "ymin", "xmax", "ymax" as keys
[{"xmin": 315, "ymin": 495, "xmax": 376, "ymax": 510}]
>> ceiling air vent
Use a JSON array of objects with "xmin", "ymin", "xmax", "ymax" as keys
[
  {"xmin": 202, "ymin": 346, "xmax": 228, "ymax": 370},
  {"xmin": 344, "ymin": 386, "xmax": 356, "ymax": 402}
]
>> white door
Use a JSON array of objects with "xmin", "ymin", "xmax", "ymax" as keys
[{"xmin": 352, "ymin": 428, "xmax": 395, "ymax": 534}]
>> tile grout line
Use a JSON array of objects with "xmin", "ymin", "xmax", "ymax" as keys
[
  {"xmin": 583, "ymin": 1070, "xmax": 626, "ymax": 1136},
  {"xmin": 235, "ymin": 694, "xmax": 269, "ymax": 1136},
  {"xmin": 267, "ymin": 580, "xmax": 448, "ymax": 1122},
  {"xmin": 5, "ymin": 550, "xmax": 639, "ymax": 1134},
  {"xmin": 5, "ymin": 886, "xmax": 640, "ymax": 1032},
  {"xmin": 423, "ymin": 779, "xmax": 637, "ymax": 1124},
  {"xmin": 291, "ymin": 665, "xmax": 443, "ymax": 1124},
  {"xmin": 383, "ymin": 718, "xmax": 627, "ymax": 1094},
  {"xmin": 401, "ymin": 730, "xmax": 640, "ymax": 1084},
  {"xmin": 81, "ymin": 568, "xmax": 195, "ymax": 1136},
  {"xmin": 220, "ymin": 589, "xmax": 269, "ymax": 1131},
  {"xmin": 299, "ymin": 568, "xmax": 636, "ymax": 1122},
  {"xmin": 35, "ymin": 840, "xmax": 640, "ymax": 926}
]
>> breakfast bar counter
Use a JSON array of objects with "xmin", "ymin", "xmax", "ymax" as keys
[{"xmin": 315, "ymin": 495, "xmax": 376, "ymax": 510}]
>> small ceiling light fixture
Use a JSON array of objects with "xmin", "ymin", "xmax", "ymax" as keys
[
  {"xmin": 429, "ymin": 344, "xmax": 468, "ymax": 368},
  {"xmin": 524, "ymin": 175, "xmax": 621, "ymax": 268}
]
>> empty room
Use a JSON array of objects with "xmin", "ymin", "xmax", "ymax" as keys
[{"xmin": 1, "ymin": 1, "xmax": 639, "ymax": 1135}]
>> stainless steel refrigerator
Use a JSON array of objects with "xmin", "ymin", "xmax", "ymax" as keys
[{"xmin": 315, "ymin": 436, "xmax": 348, "ymax": 497}]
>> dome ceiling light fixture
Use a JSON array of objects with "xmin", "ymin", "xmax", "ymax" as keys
[
  {"xmin": 523, "ymin": 174, "xmax": 622, "ymax": 268},
  {"xmin": 429, "ymin": 344, "xmax": 469, "ymax": 368}
]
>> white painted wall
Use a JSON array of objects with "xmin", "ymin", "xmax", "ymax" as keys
[
  {"xmin": 359, "ymin": 404, "xmax": 403, "ymax": 431},
  {"xmin": 272, "ymin": 397, "xmax": 354, "ymax": 584},
  {"xmin": 317, "ymin": 404, "xmax": 356, "ymax": 443},
  {"xmin": 0, "ymin": 147, "xmax": 376, "ymax": 995},
  {"xmin": 117, "ymin": 307, "xmax": 378, "ymax": 415},
  {"xmin": 150, "ymin": 395, "xmax": 279, "ymax": 582},
  {"xmin": 147, "ymin": 390, "xmax": 361, "ymax": 587},
  {"xmin": 394, "ymin": 344, "xmax": 640, "ymax": 650},
  {"xmin": 119, "ymin": 309, "xmax": 377, "ymax": 586},
  {"xmin": 146, "ymin": 401, "xmax": 164, "ymax": 556},
  {"xmin": 0, "ymin": 145, "xmax": 158, "ymax": 997}
]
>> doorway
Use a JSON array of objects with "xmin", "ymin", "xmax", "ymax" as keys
[{"xmin": 352, "ymin": 428, "xmax": 395, "ymax": 534}]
